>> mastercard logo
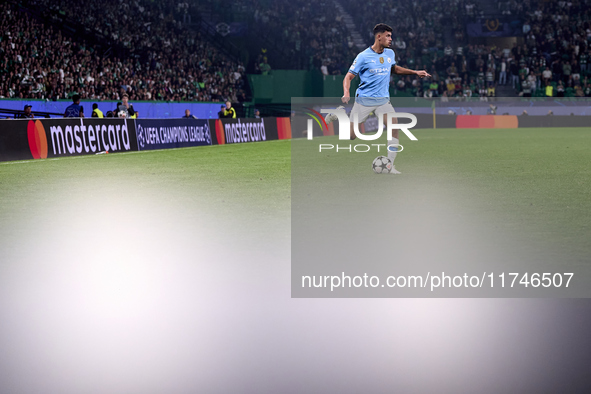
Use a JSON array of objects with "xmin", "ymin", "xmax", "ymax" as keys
[
  {"xmin": 215, "ymin": 119, "xmax": 225, "ymax": 145},
  {"xmin": 27, "ymin": 120, "xmax": 48, "ymax": 159}
]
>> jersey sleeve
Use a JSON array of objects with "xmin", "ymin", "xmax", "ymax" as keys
[
  {"xmin": 348, "ymin": 53, "xmax": 364, "ymax": 75},
  {"xmin": 390, "ymin": 49, "xmax": 397, "ymax": 67}
]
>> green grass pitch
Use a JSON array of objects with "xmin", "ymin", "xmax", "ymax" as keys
[{"xmin": 1, "ymin": 127, "xmax": 590, "ymax": 268}]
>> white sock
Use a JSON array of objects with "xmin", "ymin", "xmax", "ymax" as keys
[{"xmin": 387, "ymin": 137, "xmax": 399, "ymax": 164}]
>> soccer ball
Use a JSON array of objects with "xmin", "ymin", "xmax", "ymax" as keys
[{"xmin": 372, "ymin": 156, "xmax": 392, "ymax": 174}]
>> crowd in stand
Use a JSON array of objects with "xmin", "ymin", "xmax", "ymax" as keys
[
  {"xmin": 340, "ymin": 0, "xmax": 492, "ymax": 98},
  {"xmin": 202, "ymin": 0, "xmax": 358, "ymax": 73},
  {"xmin": 511, "ymin": 0, "xmax": 591, "ymax": 97},
  {"xmin": 251, "ymin": 0, "xmax": 358, "ymax": 74},
  {"xmin": 33, "ymin": 0, "xmax": 191, "ymax": 54},
  {"xmin": 342, "ymin": 0, "xmax": 591, "ymax": 98},
  {"xmin": 4, "ymin": 0, "xmax": 591, "ymax": 102},
  {"xmin": 219, "ymin": 0, "xmax": 481, "ymax": 77},
  {"xmin": 0, "ymin": 0, "xmax": 247, "ymax": 102},
  {"xmin": 340, "ymin": 0, "xmax": 482, "ymax": 64}
]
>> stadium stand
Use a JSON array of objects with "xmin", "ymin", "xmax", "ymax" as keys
[
  {"xmin": 0, "ymin": 0, "xmax": 248, "ymax": 103},
  {"xmin": 338, "ymin": 0, "xmax": 591, "ymax": 98},
  {"xmin": 250, "ymin": 0, "xmax": 357, "ymax": 75},
  {"xmin": 2, "ymin": 0, "xmax": 591, "ymax": 104},
  {"xmin": 196, "ymin": 0, "xmax": 358, "ymax": 73}
]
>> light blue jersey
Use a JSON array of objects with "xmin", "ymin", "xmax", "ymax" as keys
[{"xmin": 348, "ymin": 47, "xmax": 396, "ymax": 106}]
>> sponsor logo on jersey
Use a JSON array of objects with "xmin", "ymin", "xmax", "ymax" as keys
[{"xmin": 369, "ymin": 67, "xmax": 390, "ymax": 75}]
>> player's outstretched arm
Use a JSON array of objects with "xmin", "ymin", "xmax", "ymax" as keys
[
  {"xmin": 342, "ymin": 72, "xmax": 356, "ymax": 103},
  {"xmin": 393, "ymin": 65, "xmax": 431, "ymax": 78}
]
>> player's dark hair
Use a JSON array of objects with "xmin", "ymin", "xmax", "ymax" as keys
[
  {"xmin": 72, "ymin": 94, "xmax": 81, "ymax": 103},
  {"xmin": 373, "ymin": 23, "xmax": 393, "ymax": 36}
]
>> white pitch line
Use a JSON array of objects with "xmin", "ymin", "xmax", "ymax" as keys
[{"xmin": 0, "ymin": 139, "xmax": 292, "ymax": 165}]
